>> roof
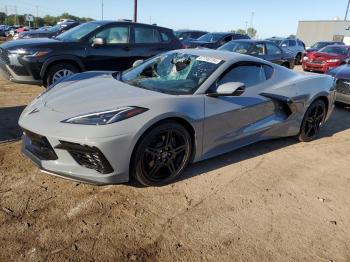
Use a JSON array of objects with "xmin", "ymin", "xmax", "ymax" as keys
[
  {"xmin": 175, "ymin": 29, "xmax": 207, "ymax": 33},
  {"xmin": 170, "ymin": 48, "xmax": 253, "ymax": 61},
  {"xmin": 85, "ymin": 20, "xmax": 171, "ymax": 30}
]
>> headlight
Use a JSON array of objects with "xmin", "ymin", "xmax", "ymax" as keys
[
  {"xmin": 8, "ymin": 48, "xmax": 51, "ymax": 57},
  {"xmin": 326, "ymin": 59, "xmax": 340, "ymax": 63},
  {"xmin": 303, "ymin": 56, "xmax": 309, "ymax": 61},
  {"xmin": 62, "ymin": 107, "xmax": 149, "ymax": 125}
]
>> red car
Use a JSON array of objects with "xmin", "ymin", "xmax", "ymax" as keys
[{"xmin": 302, "ymin": 45, "xmax": 350, "ymax": 73}]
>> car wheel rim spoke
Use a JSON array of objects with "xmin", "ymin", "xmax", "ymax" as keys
[
  {"xmin": 52, "ymin": 69, "xmax": 73, "ymax": 84},
  {"xmin": 304, "ymin": 104, "xmax": 324, "ymax": 138},
  {"xmin": 141, "ymin": 129, "xmax": 189, "ymax": 181}
]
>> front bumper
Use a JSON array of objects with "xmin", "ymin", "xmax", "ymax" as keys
[
  {"xmin": 302, "ymin": 61, "xmax": 341, "ymax": 73},
  {"xmin": 21, "ymin": 129, "xmax": 133, "ymax": 185}
]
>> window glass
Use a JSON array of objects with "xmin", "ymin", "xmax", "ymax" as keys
[
  {"xmin": 263, "ymin": 65, "xmax": 274, "ymax": 79},
  {"xmin": 251, "ymin": 44, "xmax": 265, "ymax": 55},
  {"xmin": 266, "ymin": 43, "xmax": 282, "ymax": 55},
  {"xmin": 218, "ymin": 41, "xmax": 252, "ymax": 54},
  {"xmin": 134, "ymin": 27, "xmax": 160, "ymax": 43},
  {"xmin": 288, "ymin": 40, "xmax": 296, "ymax": 47},
  {"xmin": 281, "ymin": 40, "xmax": 288, "ymax": 47},
  {"xmin": 121, "ymin": 52, "xmax": 223, "ymax": 95},
  {"xmin": 161, "ymin": 32, "xmax": 171, "ymax": 43},
  {"xmin": 95, "ymin": 26, "xmax": 129, "ymax": 44},
  {"xmin": 319, "ymin": 46, "xmax": 349, "ymax": 55},
  {"xmin": 56, "ymin": 22, "xmax": 101, "ymax": 42},
  {"xmin": 218, "ymin": 64, "xmax": 267, "ymax": 88}
]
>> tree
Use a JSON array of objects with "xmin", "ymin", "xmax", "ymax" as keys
[
  {"xmin": 247, "ymin": 27, "xmax": 257, "ymax": 38},
  {"xmin": 236, "ymin": 29, "xmax": 247, "ymax": 35}
]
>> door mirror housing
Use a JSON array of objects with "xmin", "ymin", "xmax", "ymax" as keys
[
  {"xmin": 207, "ymin": 82, "xmax": 246, "ymax": 97},
  {"xmin": 92, "ymin": 37, "xmax": 105, "ymax": 47},
  {"xmin": 132, "ymin": 59, "xmax": 144, "ymax": 67},
  {"xmin": 281, "ymin": 43, "xmax": 287, "ymax": 48}
]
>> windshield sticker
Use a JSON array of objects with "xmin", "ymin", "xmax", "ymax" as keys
[{"xmin": 196, "ymin": 56, "xmax": 222, "ymax": 64}]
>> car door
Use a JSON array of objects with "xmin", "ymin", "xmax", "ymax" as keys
[
  {"xmin": 202, "ymin": 62, "xmax": 276, "ymax": 159},
  {"xmin": 84, "ymin": 24, "xmax": 133, "ymax": 71},
  {"xmin": 129, "ymin": 25, "xmax": 169, "ymax": 63},
  {"xmin": 265, "ymin": 42, "xmax": 284, "ymax": 65}
]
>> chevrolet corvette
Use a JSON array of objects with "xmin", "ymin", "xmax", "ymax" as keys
[{"xmin": 19, "ymin": 49, "xmax": 335, "ymax": 186}]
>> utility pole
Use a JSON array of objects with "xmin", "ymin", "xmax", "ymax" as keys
[
  {"xmin": 133, "ymin": 0, "xmax": 137, "ymax": 22},
  {"xmin": 345, "ymin": 0, "xmax": 350, "ymax": 20},
  {"xmin": 101, "ymin": 0, "xmax": 104, "ymax": 20},
  {"xmin": 36, "ymin": 6, "xmax": 39, "ymax": 27},
  {"xmin": 249, "ymin": 11, "xmax": 255, "ymax": 29},
  {"xmin": 4, "ymin": 5, "xmax": 7, "ymax": 25},
  {"xmin": 15, "ymin": 6, "xmax": 18, "ymax": 25}
]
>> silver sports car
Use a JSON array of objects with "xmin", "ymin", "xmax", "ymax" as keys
[{"xmin": 19, "ymin": 49, "xmax": 336, "ymax": 186}]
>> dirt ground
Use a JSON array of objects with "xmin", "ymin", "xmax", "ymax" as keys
[{"xmin": 1, "ymin": 68, "xmax": 350, "ymax": 262}]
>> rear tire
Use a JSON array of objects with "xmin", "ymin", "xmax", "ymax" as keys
[
  {"xmin": 131, "ymin": 121, "xmax": 192, "ymax": 187},
  {"xmin": 298, "ymin": 100, "xmax": 326, "ymax": 142},
  {"xmin": 295, "ymin": 53, "xmax": 302, "ymax": 65},
  {"xmin": 45, "ymin": 63, "xmax": 79, "ymax": 87}
]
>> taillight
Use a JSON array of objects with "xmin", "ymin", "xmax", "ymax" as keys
[{"xmin": 181, "ymin": 44, "xmax": 189, "ymax": 49}]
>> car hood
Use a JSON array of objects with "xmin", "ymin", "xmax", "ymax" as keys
[
  {"xmin": 327, "ymin": 64, "xmax": 350, "ymax": 78},
  {"xmin": 307, "ymin": 51, "xmax": 345, "ymax": 60},
  {"xmin": 41, "ymin": 72, "xmax": 167, "ymax": 115},
  {"xmin": 20, "ymin": 31, "xmax": 54, "ymax": 37},
  {"xmin": 0, "ymin": 38, "xmax": 60, "ymax": 49}
]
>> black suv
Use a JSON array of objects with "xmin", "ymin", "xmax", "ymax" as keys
[{"xmin": 0, "ymin": 21, "xmax": 182, "ymax": 86}]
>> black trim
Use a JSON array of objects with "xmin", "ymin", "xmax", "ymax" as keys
[
  {"xmin": 260, "ymin": 92, "xmax": 297, "ymax": 117},
  {"xmin": 55, "ymin": 141, "xmax": 114, "ymax": 174}
]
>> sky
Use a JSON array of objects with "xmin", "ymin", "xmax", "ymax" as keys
[{"xmin": 1, "ymin": 0, "xmax": 349, "ymax": 38}]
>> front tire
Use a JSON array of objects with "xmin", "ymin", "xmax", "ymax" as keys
[
  {"xmin": 45, "ymin": 63, "xmax": 79, "ymax": 87},
  {"xmin": 298, "ymin": 100, "xmax": 326, "ymax": 142},
  {"xmin": 131, "ymin": 121, "xmax": 192, "ymax": 186}
]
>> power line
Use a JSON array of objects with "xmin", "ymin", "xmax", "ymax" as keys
[{"xmin": 345, "ymin": 0, "xmax": 350, "ymax": 20}]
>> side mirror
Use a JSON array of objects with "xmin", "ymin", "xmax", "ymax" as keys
[
  {"xmin": 281, "ymin": 44, "xmax": 287, "ymax": 48},
  {"xmin": 207, "ymin": 82, "xmax": 246, "ymax": 97},
  {"xmin": 92, "ymin": 37, "xmax": 105, "ymax": 47},
  {"xmin": 132, "ymin": 59, "xmax": 144, "ymax": 67}
]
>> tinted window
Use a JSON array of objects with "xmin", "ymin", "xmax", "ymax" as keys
[
  {"xmin": 288, "ymin": 40, "xmax": 296, "ymax": 47},
  {"xmin": 319, "ymin": 46, "xmax": 349, "ymax": 55},
  {"xmin": 192, "ymin": 32, "xmax": 205, "ymax": 39},
  {"xmin": 218, "ymin": 64, "xmax": 267, "ymax": 87},
  {"xmin": 266, "ymin": 42, "xmax": 282, "ymax": 55},
  {"xmin": 218, "ymin": 41, "xmax": 252, "ymax": 54},
  {"xmin": 251, "ymin": 44, "xmax": 265, "ymax": 55},
  {"xmin": 56, "ymin": 22, "xmax": 101, "ymax": 42},
  {"xmin": 134, "ymin": 27, "xmax": 160, "ymax": 43},
  {"xmin": 197, "ymin": 33, "xmax": 226, "ymax": 43},
  {"xmin": 263, "ymin": 65, "xmax": 274, "ymax": 79},
  {"xmin": 95, "ymin": 26, "xmax": 129, "ymax": 44},
  {"xmin": 160, "ymin": 32, "xmax": 171, "ymax": 43}
]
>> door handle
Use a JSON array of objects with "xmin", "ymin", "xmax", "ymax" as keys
[{"xmin": 123, "ymin": 46, "xmax": 130, "ymax": 51}]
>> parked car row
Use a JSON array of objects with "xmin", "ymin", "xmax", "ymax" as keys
[
  {"xmin": 0, "ymin": 20, "xmax": 344, "ymax": 186},
  {"xmin": 1, "ymin": 20, "xmax": 349, "ymax": 109}
]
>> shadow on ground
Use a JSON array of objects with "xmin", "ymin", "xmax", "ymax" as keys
[{"xmin": 0, "ymin": 105, "xmax": 25, "ymax": 143}]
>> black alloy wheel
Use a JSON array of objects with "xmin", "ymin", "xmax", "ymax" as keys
[
  {"xmin": 132, "ymin": 121, "xmax": 192, "ymax": 186},
  {"xmin": 298, "ymin": 100, "xmax": 326, "ymax": 142}
]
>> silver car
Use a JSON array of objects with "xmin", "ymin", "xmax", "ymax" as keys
[{"xmin": 19, "ymin": 49, "xmax": 335, "ymax": 186}]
